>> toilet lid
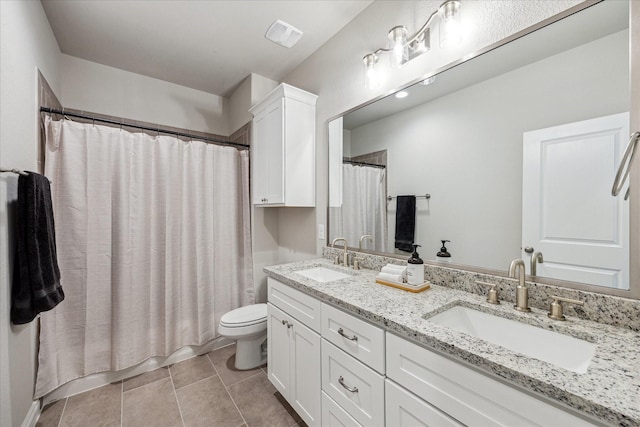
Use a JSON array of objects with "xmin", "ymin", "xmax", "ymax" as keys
[{"xmin": 220, "ymin": 303, "xmax": 267, "ymax": 327}]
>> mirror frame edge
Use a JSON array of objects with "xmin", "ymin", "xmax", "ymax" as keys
[{"xmin": 325, "ymin": 0, "xmax": 640, "ymax": 300}]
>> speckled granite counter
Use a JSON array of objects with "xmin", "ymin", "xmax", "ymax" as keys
[{"xmin": 264, "ymin": 259, "xmax": 640, "ymax": 427}]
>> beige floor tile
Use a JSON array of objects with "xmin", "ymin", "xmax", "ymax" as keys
[
  {"xmin": 208, "ymin": 345, "xmax": 264, "ymax": 387},
  {"xmin": 176, "ymin": 375, "xmax": 244, "ymax": 427},
  {"xmin": 170, "ymin": 354, "xmax": 216, "ymax": 389},
  {"xmin": 36, "ymin": 399, "xmax": 66, "ymax": 427},
  {"xmin": 123, "ymin": 366, "xmax": 170, "ymax": 391},
  {"xmin": 123, "ymin": 377, "xmax": 182, "ymax": 427},
  {"xmin": 227, "ymin": 372, "xmax": 300, "ymax": 427},
  {"xmin": 60, "ymin": 383, "xmax": 121, "ymax": 426}
]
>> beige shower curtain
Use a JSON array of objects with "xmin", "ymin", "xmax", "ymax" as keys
[{"xmin": 35, "ymin": 116, "xmax": 254, "ymax": 398}]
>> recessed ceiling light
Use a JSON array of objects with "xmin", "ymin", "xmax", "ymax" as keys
[
  {"xmin": 395, "ymin": 90, "xmax": 409, "ymax": 99},
  {"xmin": 265, "ymin": 20, "xmax": 303, "ymax": 48}
]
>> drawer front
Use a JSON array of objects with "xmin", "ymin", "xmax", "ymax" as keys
[
  {"xmin": 321, "ymin": 303, "xmax": 385, "ymax": 374},
  {"xmin": 385, "ymin": 379, "xmax": 463, "ymax": 427},
  {"xmin": 268, "ymin": 278, "xmax": 321, "ymax": 332},
  {"xmin": 321, "ymin": 339, "xmax": 384, "ymax": 427},
  {"xmin": 386, "ymin": 333, "xmax": 598, "ymax": 427},
  {"xmin": 322, "ymin": 392, "xmax": 363, "ymax": 427}
]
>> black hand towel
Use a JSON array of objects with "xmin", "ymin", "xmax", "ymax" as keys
[
  {"xmin": 11, "ymin": 172, "xmax": 64, "ymax": 324},
  {"xmin": 394, "ymin": 195, "xmax": 416, "ymax": 253}
]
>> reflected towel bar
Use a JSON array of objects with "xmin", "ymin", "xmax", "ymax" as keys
[
  {"xmin": 387, "ymin": 193, "xmax": 430, "ymax": 201},
  {"xmin": 0, "ymin": 168, "xmax": 28, "ymax": 176}
]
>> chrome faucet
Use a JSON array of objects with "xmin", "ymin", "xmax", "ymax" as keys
[
  {"xmin": 331, "ymin": 237, "xmax": 349, "ymax": 266},
  {"xmin": 509, "ymin": 259, "xmax": 531, "ymax": 312},
  {"xmin": 531, "ymin": 251, "xmax": 544, "ymax": 276},
  {"xmin": 358, "ymin": 234, "xmax": 373, "ymax": 250}
]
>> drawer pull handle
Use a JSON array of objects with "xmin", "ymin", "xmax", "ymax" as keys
[
  {"xmin": 282, "ymin": 320, "xmax": 291, "ymax": 328},
  {"xmin": 337, "ymin": 328, "xmax": 358, "ymax": 342},
  {"xmin": 338, "ymin": 376, "xmax": 358, "ymax": 393}
]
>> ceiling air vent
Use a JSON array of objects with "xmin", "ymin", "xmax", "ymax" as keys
[{"xmin": 265, "ymin": 20, "xmax": 303, "ymax": 48}]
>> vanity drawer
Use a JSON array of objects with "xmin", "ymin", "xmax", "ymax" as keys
[
  {"xmin": 386, "ymin": 333, "xmax": 598, "ymax": 426},
  {"xmin": 385, "ymin": 379, "xmax": 463, "ymax": 427},
  {"xmin": 321, "ymin": 303, "xmax": 385, "ymax": 373},
  {"xmin": 268, "ymin": 278, "xmax": 321, "ymax": 332},
  {"xmin": 321, "ymin": 339, "xmax": 384, "ymax": 427},
  {"xmin": 322, "ymin": 391, "xmax": 363, "ymax": 427}
]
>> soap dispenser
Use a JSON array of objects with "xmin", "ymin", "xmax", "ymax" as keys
[
  {"xmin": 437, "ymin": 240, "xmax": 452, "ymax": 262},
  {"xmin": 406, "ymin": 244, "xmax": 424, "ymax": 285}
]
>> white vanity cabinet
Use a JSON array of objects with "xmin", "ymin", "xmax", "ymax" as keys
[
  {"xmin": 267, "ymin": 276, "xmax": 604, "ymax": 427},
  {"xmin": 249, "ymin": 83, "xmax": 317, "ymax": 207},
  {"xmin": 267, "ymin": 278, "xmax": 321, "ymax": 426}
]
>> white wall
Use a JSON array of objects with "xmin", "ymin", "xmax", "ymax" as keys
[
  {"xmin": 61, "ymin": 54, "xmax": 229, "ymax": 136},
  {"xmin": 0, "ymin": 1, "xmax": 61, "ymax": 426},
  {"xmin": 229, "ymin": 76, "xmax": 252, "ymax": 134},
  {"xmin": 349, "ymin": 30, "xmax": 628, "ymax": 270},
  {"xmin": 281, "ymin": 0, "xmax": 583, "ymax": 258}
]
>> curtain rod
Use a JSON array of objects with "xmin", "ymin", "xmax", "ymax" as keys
[
  {"xmin": 343, "ymin": 159, "xmax": 386, "ymax": 169},
  {"xmin": 40, "ymin": 107, "xmax": 249, "ymax": 149}
]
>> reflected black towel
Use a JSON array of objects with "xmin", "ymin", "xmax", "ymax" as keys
[
  {"xmin": 394, "ymin": 195, "xmax": 416, "ymax": 253},
  {"xmin": 11, "ymin": 172, "xmax": 64, "ymax": 324}
]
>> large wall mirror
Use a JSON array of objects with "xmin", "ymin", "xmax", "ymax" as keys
[{"xmin": 328, "ymin": 0, "xmax": 635, "ymax": 296}]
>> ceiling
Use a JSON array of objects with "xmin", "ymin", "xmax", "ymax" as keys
[{"xmin": 41, "ymin": 0, "xmax": 373, "ymax": 97}]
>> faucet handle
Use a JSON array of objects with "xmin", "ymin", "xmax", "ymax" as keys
[
  {"xmin": 548, "ymin": 296, "xmax": 584, "ymax": 321},
  {"xmin": 476, "ymin": 281, "xmax": 500, "ymax": 305}
]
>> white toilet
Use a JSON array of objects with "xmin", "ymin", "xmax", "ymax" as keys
[{"xmin": 218, "ymin": 303, "xmax": 268, "ymax": 370}]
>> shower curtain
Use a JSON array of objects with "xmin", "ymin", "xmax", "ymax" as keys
[
  {"xmin": 35, "ymin": 117, "xmax": 254, "ymax": 398},
  {"xmin": 331, "ymin": 164, "xmax": 387, "ymax": 251}
]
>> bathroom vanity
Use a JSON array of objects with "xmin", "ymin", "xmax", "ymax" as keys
[{"xmin": 265, "ymin": 258, "xmax": 640, "ymax": 427}]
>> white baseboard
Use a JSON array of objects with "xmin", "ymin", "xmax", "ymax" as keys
[
  {"xmin": 21, "ymin": 400, "xmax": 40, "ymax": 427},
  {"xmin": 42, "ymin": 337, "xmax": 233, "ymax": 406}
]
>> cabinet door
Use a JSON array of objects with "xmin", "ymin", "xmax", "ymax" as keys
[
  {"xmin": 267, "ymin": 304, "xmax": 290, "ymax": 396},
  {"xmin": 290, "ymin": 318, "xmax": 321, "ymax": 426},
  {"xmin": 252, "ymin": 109, "xmax": 269, "ymax": 204},
  {"xmin": 265, "ymin": 99, "xmax": 284, "ymax": 204},
  {"xmin": 385, "ymin": 379, "xmax": 463, "ymax": 427}
]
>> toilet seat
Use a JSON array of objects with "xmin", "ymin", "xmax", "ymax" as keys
[{"xmin": 219, "ymin": 303, "xmax": 267, "ymax": 328}]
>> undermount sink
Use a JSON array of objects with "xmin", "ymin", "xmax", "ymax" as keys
[
  {"xmin": 426, "ymin": 305, "xmax": 596, "ymax": 374},
  {"xmin": 295, "ymin": 266, "xmax": 352, "ymax": 283}
]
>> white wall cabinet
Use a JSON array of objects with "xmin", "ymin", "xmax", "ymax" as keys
[
  {"xmin": 267, "ymin": 279, "xmax": 321, "ymax": 426},
  {"xmin": 250, "ymin": 83, "xmax": 317, "ymax": 207}
]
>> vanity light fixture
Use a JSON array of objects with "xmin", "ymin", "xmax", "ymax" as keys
[
  {"xmin": 395, "ymin": 90, "xmax": 409, "ymax": 99},
  {"xmin": 363, "ymin": 0, "xmax": 461, "ymax": 88}
]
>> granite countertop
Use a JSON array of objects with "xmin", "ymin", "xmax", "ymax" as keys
[{"xmin": 264, "ymin": 259, "xmax": 640, "ymax": 427}]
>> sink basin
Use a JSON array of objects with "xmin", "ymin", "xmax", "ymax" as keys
[
  {"xmin": 427, "ymin": 305, "xmax": 596, "ymax": 374},
  {"xmin": 295, "ymin": 266, "xmax": 351, "ymax": 283}
]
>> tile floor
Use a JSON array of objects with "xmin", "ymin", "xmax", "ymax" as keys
[{"xmin": 36, "ymin": 344, "xmax": 306, "ymax": 427}]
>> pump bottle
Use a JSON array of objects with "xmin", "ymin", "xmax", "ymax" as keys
[{"xmin": 406, "ymin": 244, "xmax": 424, "ymax": 285}]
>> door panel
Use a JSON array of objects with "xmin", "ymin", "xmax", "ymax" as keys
[{"xmin": 522, "ymin": 113, "xmax": 629, "ymax": 288}]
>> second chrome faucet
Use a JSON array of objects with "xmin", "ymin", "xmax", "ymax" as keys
[{"xmin": 509, "ymin": 259, "xmax": 531, "ymax": 312}]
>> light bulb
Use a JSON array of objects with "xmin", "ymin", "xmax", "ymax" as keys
[
  {"xmin": 438, "ymin": 0, "xmax": 462, "ymax": 47},
  {"xmin": 388, "ymin": 26, "xmax": 408, "ymax": 69},
  {"xmin": 363, "ymin": 53, "xmax": 380, "ymax": 89}
]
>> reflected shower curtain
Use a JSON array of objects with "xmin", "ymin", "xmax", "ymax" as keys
[
  {"xmin": 331, "ymin": 164, "xmax": 387, "ymax": 251},
  {"xmin": 35, "ymin": 117, "xmax": 254, "ymax": 398}
]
